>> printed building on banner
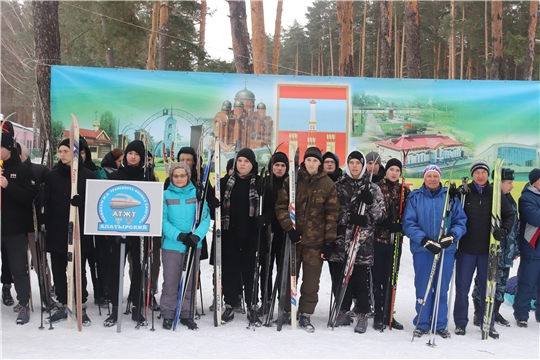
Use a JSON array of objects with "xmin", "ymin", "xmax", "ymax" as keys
[
  {"xmin": 377, "ymin": 134, "xmax": 464, "ymax": 168},
  {"xmin": 277, "ymin": 84, "xmax": 348, "ymax": 161},
  {"xmin": 212, "ymin": 85, "xmax": 274, "ymax": 151}
]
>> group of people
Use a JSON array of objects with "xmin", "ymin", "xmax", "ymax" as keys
[{"xmin": 2, "ymin": 125, "xmax": 539, "ymax": 340}]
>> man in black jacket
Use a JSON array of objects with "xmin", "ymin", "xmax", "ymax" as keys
[
  {"xmin": 453, "ymin": 160, "xmax": 515, "ymax": 339},
  {"xmin": 0, "ymin": 132, "xmax": 37, "ymax": 324}
]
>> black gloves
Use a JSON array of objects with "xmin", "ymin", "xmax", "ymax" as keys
[
  {"xmin": 209, "ymin": 197, "xmax": 221, "ymax": 209},
  {"xmin": 349, "ymin": 213, "xmax": 368, "ymax": 227},
  {"xmin": 439, "ymin": 234, "xmax": 454, "ymax": 249},
  {"xmin": 358, "ymin": 189, "xmax": 374, "ymax": 205},
  {"xmin": 177, "ymin": 232, "xmax": 191, "ymax": 242},
  {"xmin": 381, "ymin": 218, "xmax": 402, "ymax": 233},
  {"xmin": 493, "ymin": 227, "xmax": 507, "ymax": 241},
  {"xmin": 179, "ymin": 233, "xmax": 199, "ymax": 248},
  {"xmin": 288, "ymin": 229, "xmax": 301, "ymax": 244},
  {"xmin": 255, "ymin": 215, "xmax": 266, "ymax": 228},
  {"xmin": 70, "ymin": 195, "xmax": 82, "ymax": 207},
  {"xmin": 322, "ymin": 243, "xmax": 334, "ymax": 259},
  {"xmin": 421, "ymin": 237, "xmax": 441, "ymax": 254},
  {"xmin": 448, "ymin": 183, "xmax": 460, "ymax": 199}
]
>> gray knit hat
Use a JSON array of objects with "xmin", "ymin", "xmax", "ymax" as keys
[
  {"xmin": 365, "ymin": 151, "xmax": 381, "ymax": 165},
  {"xmin": 470, "ymin": 159, "xmax": 490, "ymax": 176},
  {"xmin": 169, "ymin": 161, "xmax": 191, "ymax": 181}
]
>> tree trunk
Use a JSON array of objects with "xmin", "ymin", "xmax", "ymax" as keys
[
  {"xmin": 361, "ymin": 0, "xmax": 367, "ymax": 77},
  {"xmin": 295, "ymin": 44, "xmax": 299, "ymax": 75},
  {"xmin": 228, "ymin": 0, "xmax": 253, "ymax": 74},
  {"xmin": 329, "ymin": 14, "xmax": 334, "ymax": 76},
  {"xmin": 400, "ymin": 21, "xmax": 405, "ymax": 78},
  {"xmin": 523, "ymin": 0, "xmax": 539, "ymax": 80},
  {"xmin": 147, "ymin": 1, "xmax": 159, "ymax": 70},
  {"xmin": 106, "ymin": 48, "xmax": 115, "ymax": 68},
  {"xmin": 460, "ymin": 4, "xmax": 465, "ymax": 80},
  {"xmin": 449, "ymin": 0, "xmax": 456, "ymax": 79},
  {"xmin": 490, "ymin": 0, "xmax": 503, "ymax": 80},
  {"xmin": 375, "ymin": 27, "xmax": 380, "ymax": 78},
  {"xmin": 336, "ymin": 0, "xmax": 354, "ymax": 76},
  {"xmin": 33, "ymin": 0, "xmax": 60, "ymax": 168},
  {"xmin": 272, "ymin": 0, "xmax": 283, "ymax": 74},
  {"xmin": 198, "ymin": 0, "xmax": 207, "ymax": 71},
  {"xmin": 404, "ymin": 1, "xmax": 421, "ymax": 78},
  {"xmin": 485, "ymin": 0, "xmax": 489, "ymax": 79},
  {"xmin": 380, "ymin": 1, "xmax": 392, "ymax": 77},
  {"xmin": 158, "ymin": 0, "xmax": 170, "ymax": 71},
  {"xmin": 250, "ymin": 0, "xmax": 267, "ymax": 74}
]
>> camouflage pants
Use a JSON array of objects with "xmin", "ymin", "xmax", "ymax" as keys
[
  {"xmin": 283, "ymin": 244, "xmax": 323, "ymax": 315},
  {"xmin": 472, "ymin": 267, "xmax": 510, "ymax": 305}
]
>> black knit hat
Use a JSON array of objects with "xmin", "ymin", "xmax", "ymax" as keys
[
  {"xmin": 237, "ymin": 148, "xmax": 256, "ymax": 165},
  {"xmin": 529, "ymin": 168, "xmax": 540, "ymax": 185},
  {"xmin": 304, "ymin": 147, "xmax": 322, "ymax": 163},
  {"xmin": 1, "ymin": 132, "xmax": 14, "ymax": 150},
  {"xmin": 347, "ymin": 150, "xmax": 365, "ymax": 165},
  {"xmin": 271, "ymin": 151, "xmax": 289, "ymax": 173},
  {"xmin": 385, "ymin": 158, "xmax": 403, "ymax": 173},
  {"xmin": 2, "ymin": 120, "xmax": 14, "ymax": 137},
  {"xmin": 177, "ymin": 146, "xmax": 197, "ymax": 165},
  {"xmin": 124, "ymin": 140, "xmax": 145, "ymax": 166},
  {"xmin": 58, "ymin": 138, "xmax": 70, "ymax": 149},
  {"xmin": 226, "ymin": 158, "xmax": 234, "ymax": 173}
]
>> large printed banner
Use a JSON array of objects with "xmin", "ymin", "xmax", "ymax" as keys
[{"xmin": 51, "ymin": 66, "xmax": 539, "ymax": 181}]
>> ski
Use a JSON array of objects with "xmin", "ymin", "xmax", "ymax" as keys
[
  {"xmin": 162, "ymin": 142, "xmax": 169, "ymax": 175},
  {"xmin": 482, "ymin": 158, "xmax": 504, "ymax": 340},
  {"xmin": 213, "ymin": 136, "xmax": 222, "ymax": 327},
  {"xmin": 67, "ymin": 113, "xmax": 83, "ymax": 331},
  {"xmin": 276, "ymin": 233, "xmax": 290, "ymax": 331},
  {"xmin": 385, "ymin": 149, "xmax": 409, "ymax": 329},
  {"xmin": 173, "ymin": 142, "xmax": 213, "ymax": 331},
  {"xmin": 288, "ymin": 144, "xmax": 298, "ymax": 330}
]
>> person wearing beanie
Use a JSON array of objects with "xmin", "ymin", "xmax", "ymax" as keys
[
  {"xmin": 365, "ymin": 151, "xmax": 385, "ymax": 183},
  {"xmin": 326, "ymin": 150, "xmax": 385, "ymax": 334},
  {"xmin": 104, "ymin": 139, "xmax": 156, "ymax": 327},
  {"xmin": 257, "ymin": 151, "xmax": 289, "ymax": 314},
  {"xmin": 514, "ymin": 168, "xmax": 540, "ymax": 328},
  {"xmin": 470, "ymin": 168, "xmax": 519, "ymax": 327},
  {"xmin": 323, "ymin": 152, "xmax": 343, "ymax": 183},
  {"xmin": 452, "ymin": 160, "xmax": 514, "ymax": 339},
  {"xmin": 176, "ymin": 147, "xmax": 200, "ymax": 185},
  {"xmin": 160, "ymin": 159, "xmax": 210, "ymax": 330},
  {"xmin": 225, "ymin": 158, "xmax": 235, "ymax": 177},
  {"xmin": 371, "ymin": 157, "xmax": 410, "ymax": 332},
  {"xmin": 42, "ymin": 138, "xmax": 95, "ymax": 326},
  {"xmin": 219, "ymin": 147, "xmax": 270, "ymax": 326},
  {"xmin": 275, "ymin": 146, "xmax": 339, "ymax": 332},
  {"xmin": 0, "ymin": 131, "xmax": 37, "ymax": 325},
  {"xmin": 402, "ymin": 164, "xmax": 467, "ymax": 339},
  {"xmin": 101, "ymin": 148, "xmax": 124, "ymax": 175}
]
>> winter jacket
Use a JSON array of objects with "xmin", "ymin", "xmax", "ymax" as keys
[
  {"xmin": 499, "ymin": 194, "xmax": 520, "ymax": 268},
  {"xmin": 101, "ymin": 151, "xmax": 119, "ymax": 175},
  {"xmin": 161, "ymin": 181, "xmax": 210, "ymax": 254},
  {"xmin": 374, "ymin": 177, "xmax": 411, "ymax": 245},
  {"xmin": 1, "ymin": 152, "xmax": 37, "ymax": 236},
  {"xmin": 403, "ymin": 183, "xmax": 467, "ymax": 255},
  {"xmin": 328, "ymin": 171, "xmax": 385, "ymax": 266},
  {"xmin": 43, "ymin": 161, "xmax": 95, "ymax": 253},
  {"xmin": 276, "ymin": 164, "xmax": 339, "ymax": 247},
  {"xmin": 458, "ymin": 181, "xmax": 514, "ymax": 255},
  {"xmin": 518, "ymin": 183, "xmax": 540, "ymax": 260},
  {"xmin": 108, "ymin": 163, "xmax": 156, "ymax": 182},
  {"xmin": 22, "ymin": 157, "xmax": 50, "ymax": 227}
]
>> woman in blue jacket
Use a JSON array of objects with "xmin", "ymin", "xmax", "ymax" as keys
[
  {"xmin": 403, "ymin": 165, "xmax": 467, "ymax": 338},
  {"xmin": 160, "ymin": 162, "xmax": 210, "ymax": 330}
]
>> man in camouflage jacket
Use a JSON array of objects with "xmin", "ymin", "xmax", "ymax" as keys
[{"xmin": 275, "ymin": 147, "xmax": 339, "ymax": 331}]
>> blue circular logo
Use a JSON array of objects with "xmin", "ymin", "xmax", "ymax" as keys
[{"xmin": 97, "ymin": 184, "xmax": 151, "ymax": 233}]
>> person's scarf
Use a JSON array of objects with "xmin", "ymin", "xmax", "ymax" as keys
[{"xmin": 222, "ymin": 172, "xmax": 258, "ymax": 230}]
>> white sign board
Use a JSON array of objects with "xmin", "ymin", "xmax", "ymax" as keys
[{"xmin": 84, "ymin": 180, "xmax": 163, "ymax": 237}]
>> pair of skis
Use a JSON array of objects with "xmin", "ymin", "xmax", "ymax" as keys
[
  {"xmin": 172, "ymin": 140, "xmax": 213, "ymax": 331},
  {"xmin": 67, "ymin": 114, "xmax": 83, "ymax": 331},
  {"xmin": 483, "ymin": 158, "xmax": 504, "ymax": 340},
  {"xmin": 382, "ymin": 150, "xmax": 409, "ymax": 330},
  {"xmin": 277, "ymin": 144, "xmax": 298, "ymax": 331}
]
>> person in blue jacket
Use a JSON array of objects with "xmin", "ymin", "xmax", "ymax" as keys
[
  {"xmin": 514, "ymin": 168, "xmax": 540, "ymax": 328},
  {"xmin": 403, "ymin": 165, "xmax": 467, "ymax": 339},
  {"xmin": 160, "ymin": 161, "xmax": 210, "ymax": 330}
]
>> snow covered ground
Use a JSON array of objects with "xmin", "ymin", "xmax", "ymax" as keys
[{"xmin": 1, "ymin": 236, "xmax": 539, "ymax": 359}]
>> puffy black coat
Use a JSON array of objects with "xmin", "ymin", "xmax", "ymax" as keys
[
  {"xmin": 459, "ymin": 181, "xmax": 514, "ymax": 255},
  {"xmin": 43, "ymin": 161, "xmax": 95, "ymax": 253}
]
